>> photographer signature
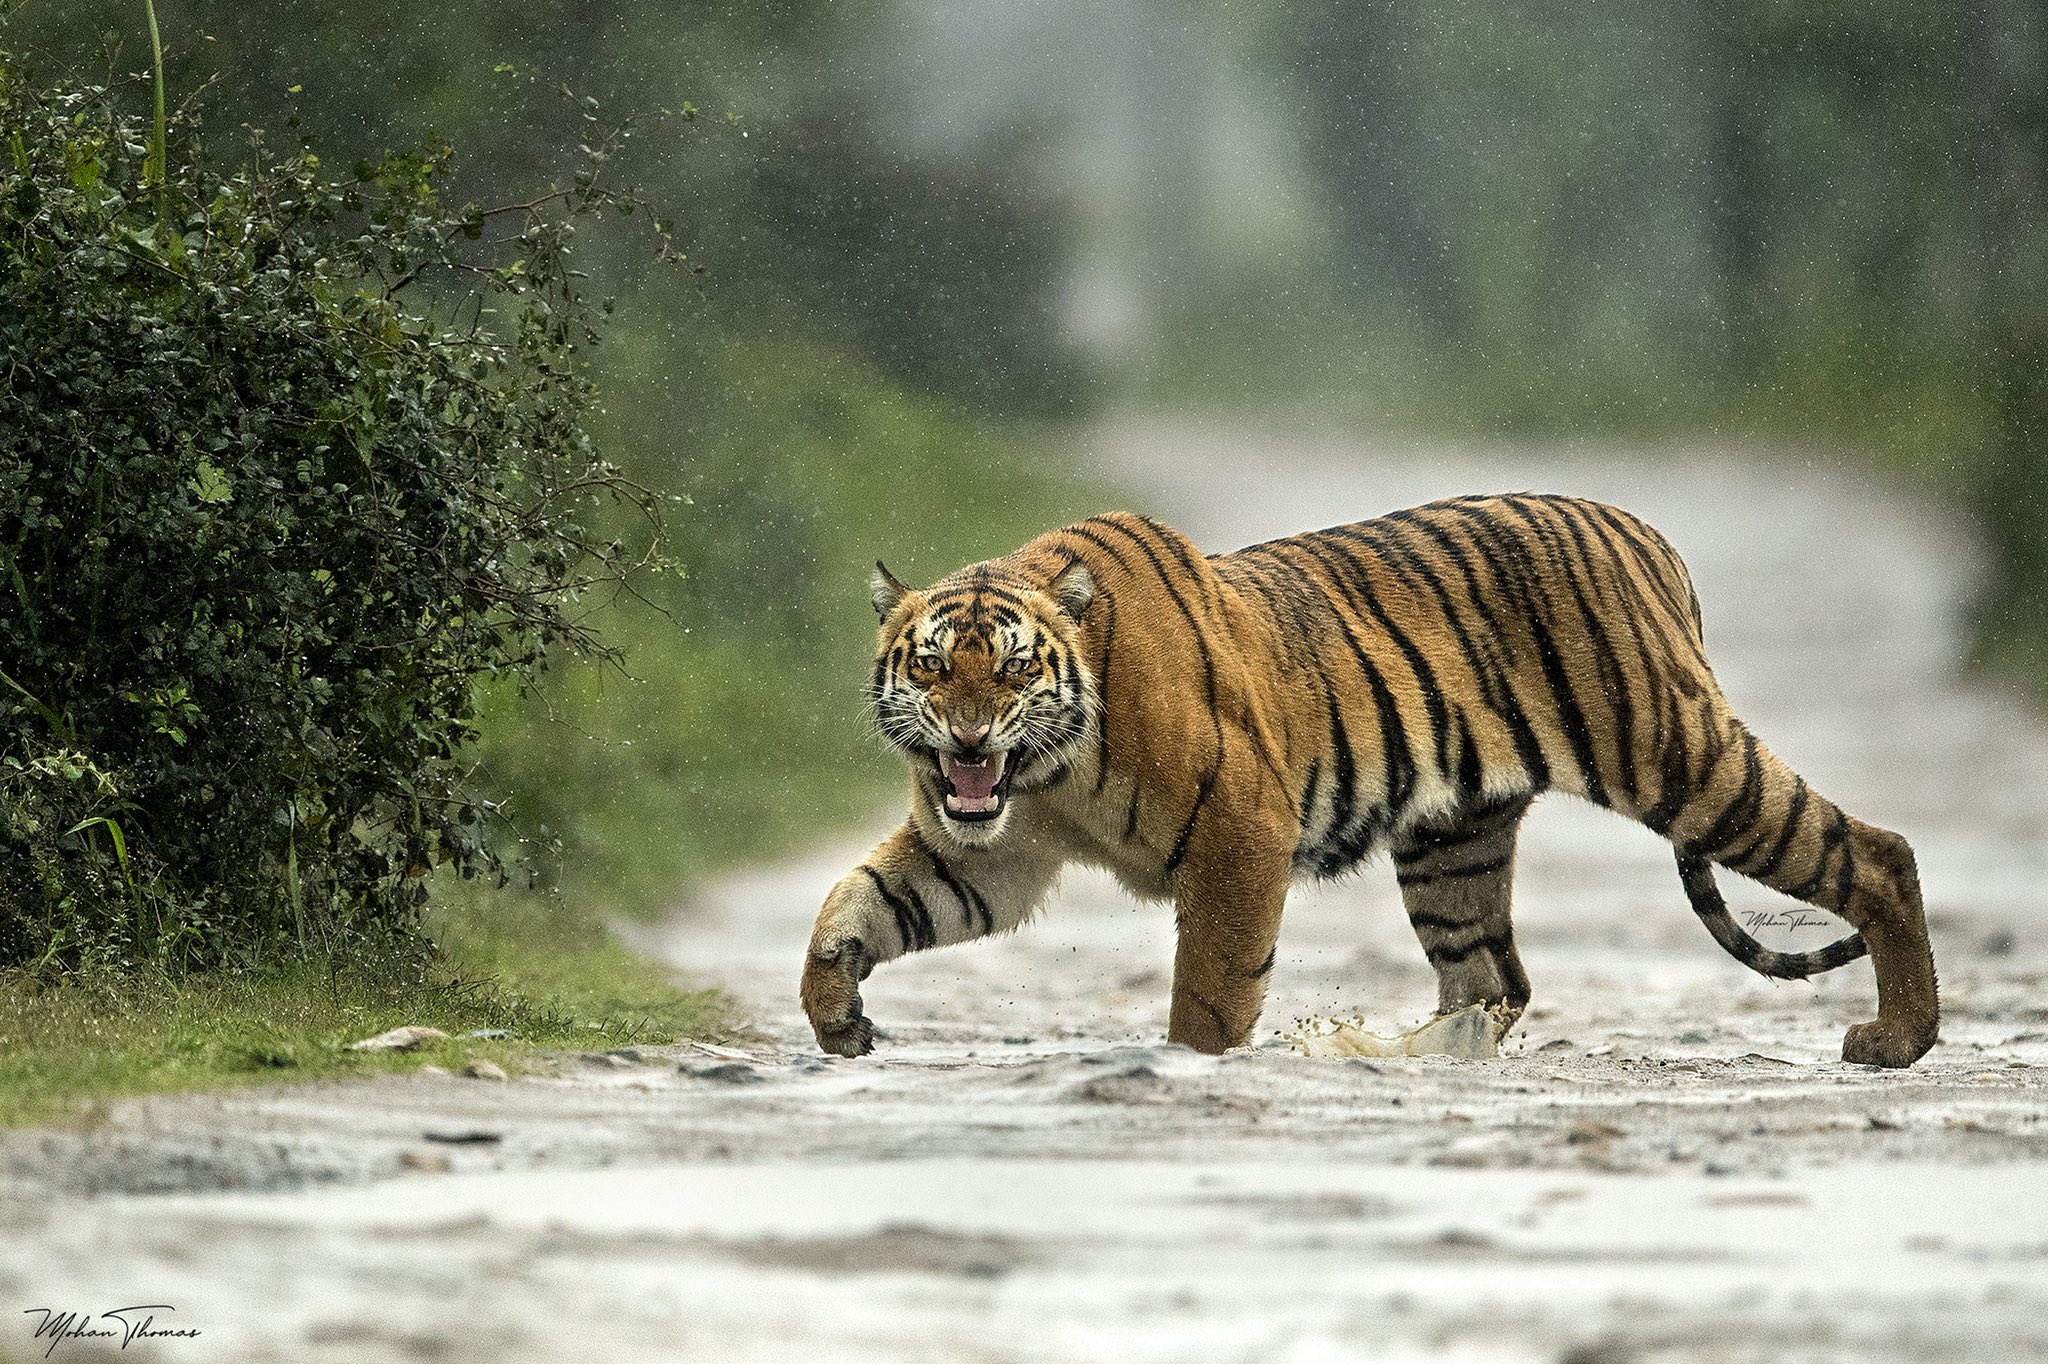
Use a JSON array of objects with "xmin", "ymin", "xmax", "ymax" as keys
[
  {"xmin": 1739, "ymin": 908, "xmax": 1836, "ymax": 932},
  {"xmin": 22, "ymin": 1306, "xmax": 199, "ymax": 1356}
]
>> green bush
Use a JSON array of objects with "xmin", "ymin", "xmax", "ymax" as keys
[{"xmin": 0, "ymin": 59, "xmax": 666, "ymax": 973}]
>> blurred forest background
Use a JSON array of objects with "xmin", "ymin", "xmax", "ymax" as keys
[{"xmin": 8, "ymin": 0, "xmax": 2046, "ymax": 931}]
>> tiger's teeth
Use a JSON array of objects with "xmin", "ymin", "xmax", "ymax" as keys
[{"xmin": 939, "ymin": 750, "xmax": 1009, "ymax": 817}]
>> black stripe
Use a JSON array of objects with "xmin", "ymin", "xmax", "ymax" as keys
[
  {"xmin": 1423, "ymin": 929, "xmax": 1513, "ymax": 967},
  {"xmin": 1311, "ymin": 683, "xmax": 1361, "ymax": 865},
  {"xmin": 1124, "ymin": 786, "xmax": 1142, "ymax": 841},
  {"xmin": 1350, "ymin": 520, "xmax": 1517, "ymax": 788},
  {"xmin": 914, "ymin": 830, "xmax": 992, "ymax": 934},
  {"xmin": 1272, "ymin": 541, "xmax": 1417, "ymax": 817},
  {"xmin": 1384, "ymin": 507, "xmax": 1552, "ymax": 789},
  {"xmin": 1068, "ymin": 525, "xmax": 1230, "ymax": 803},
  {"xmin": 1554, "ymin": 496, "xmax": 1670, "ymax": 780},
  {"xmin": 1249, "ymin": 945, "xmax": 1277, "ymax": 979},
  {"xmin": 1405, "ymin": 905, "xmax": 1487, "ymax": 933},
  {"xmin": 1746, "ymin": 779, "xmax": 1812, "ymax": 882},
  {"xmin": 928, "ymin": 582, "xmax": 1035, "ymax": 613},
  {"xmin": 1164, "ymin": 768, "xmax": 1218, "ymax": 875},
  {"xmin": 1583, "ymin": 500, "xmax": 1699, "ymax": 628},
  {"xmin": 1393, "ymin": 799, "xmax": 1528, "ymax": 863},
  {"xmin": 899, "ymin": 881, "xmax": 937, "ymax": 950},
  {"xmin": 1538, "ymin": 498, "xmax": 1650, "ymax": 806},
  {"xmin": 1299, "ymin": 756, "xmax": 1323, "ymax": 843},
  {"xmin": 1787, "ymin": 807, "xmax": 1850, "ymax": 901},
  {"xmin": 1321, "ymin": 527, "xmax": 1455, "ymax": 777},
  {"xmin": 1445, "ymin": 501, "xmax": 1608, "ymax": 805},
  {"xmin": 1091, "ymin": 589, "xmax": 1118, "ymax": 795},
  {"xmin": 1559, "ymin": 498, "xmax": 1694, "ymax": 668},
  {"xmin": 1396, "ymin": 852, "xmax": 1512, "ymax": 889},
  {"xmin": 1639, "ymin": 685, "xmax": 1697, "ymax": 835},
  {"xmin": 1454, "ymin": 709, "xmax": 1482, "ymax": 796},
  {"xmin": 1496, "ymin": 497, "xmax": 1634, "ymax": 806},
  {"xmin": 861, "ymin": 866, "xmax": 920, "ymax": 955},
  {"xmin": 1076, "ymin": 518, "xmax": 1223, "ymax": 723},
  {"xmin": 1133, "ymin": 513, "xmax": 1220, "ymax": 614},
  {"xmin": 1688, "ymin": 727, "xmax": 1766, "ymax": 859}
]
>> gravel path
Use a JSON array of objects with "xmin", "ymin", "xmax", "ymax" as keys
[{"xmin": 4, "ymin": 422, "xmax": 2046, "ymax": 1363}]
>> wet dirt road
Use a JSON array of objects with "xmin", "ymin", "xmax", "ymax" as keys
[{"xmin": 4, "ymin": 422, "xmax": 2047, "ymax": 1363}]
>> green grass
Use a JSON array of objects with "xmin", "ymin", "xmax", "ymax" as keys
[{"xmin": 0, "ymin": 894, "xmax": 725, "ymax": 1128}]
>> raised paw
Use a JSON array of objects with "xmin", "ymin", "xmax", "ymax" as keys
[
  {"xmin": 800, "ymin": 936, "xmax": 878, "ymax": 1059},
  {"xmin": 1842, "ymin": 1017, "xmax": 1935, "ymax": 1069}
]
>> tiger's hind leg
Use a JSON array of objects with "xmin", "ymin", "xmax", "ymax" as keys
[
  {"xmin": 1392, "ymin": 795, "xmax": 1535, "ymax": 1027},
  {"xmin": 1651, "ymin": 712, "xmax": 1939, "ymax": 1068}
]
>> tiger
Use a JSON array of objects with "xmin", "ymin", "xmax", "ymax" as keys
[{"xmin": 799, "ymin": 495, "xmax": 1939, "ymax": 1068}]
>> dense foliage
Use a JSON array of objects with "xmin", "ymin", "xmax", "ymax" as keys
[{"xmin": 0, "ymin": 61, "xmax": 665, "ymax": 972}]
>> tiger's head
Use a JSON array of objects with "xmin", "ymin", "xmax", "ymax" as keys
[{"xmin": 866, "ymin": 557, "xmax": 1099, "ymax": 845}]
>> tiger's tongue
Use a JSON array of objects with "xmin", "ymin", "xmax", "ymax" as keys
[{"xmin": 942, "ymin": 751, "xmax": 1005, "ymax": 804}]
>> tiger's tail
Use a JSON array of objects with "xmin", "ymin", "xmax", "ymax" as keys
[{"xmin": 1675, "ymin": 851, "xmax": 1868, "ymax": 979}]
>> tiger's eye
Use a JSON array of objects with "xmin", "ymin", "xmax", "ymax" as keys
[
  {"xmin": 1001, "ymin": 655, "xmax": 1031, "ymax": 677},
  {"xmin": 914, "ymin": 652, "xmax": 945, "ymax": 674}
]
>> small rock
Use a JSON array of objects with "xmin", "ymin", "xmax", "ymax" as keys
[
  {"xmin": 1070, "ymin": 1065, "xmax": 1170, "ymax": 1105},
  {"xmin": 461, "ymin": 1060, "xmax": 508, "ymax": 1082},
  {"xmin": 578, "ymin": 1051, "xmax": 632, "ymax": 1068},
  {"xmin": 1967, "ymin": 1071, "xmax": 2005, "ymax": 1083},
  {"xmin": 416, "ymin": 1063, "xmax": 451, "ymax": 1078},
  {"xmin": 1676, "ymin": 1030, "xmax": 1710, "ymax": 1045},
  {"xmin": 345, "ymin": 1025, "xmax": 448, "ymax": 1053},
  {"xmin": 464, "ymin": 1028, "xmax": 510, "ymax": 1041},
  {"xmin": 680, "ymin": 1062, "xmax": 764, "ymax": 1084},
  {"xmin": 422, "ymin": 1130, "xmax": 503, "ymax": 1145},
  {"xmin": 398, "ymin": 1152, "xmax": 452, "ymax": 1174},
  {"xmin": 607, "ymin": 1048, "xmax": 648, "ymax": 1064}
]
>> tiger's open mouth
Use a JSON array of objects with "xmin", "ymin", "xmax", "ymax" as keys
[{"xmin": 937, "ymin": 750, "xmax": 1011, "ymax": 822}]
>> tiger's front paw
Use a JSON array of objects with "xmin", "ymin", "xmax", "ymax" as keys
[
  {"xmin": 1842, "ymin": 1017, "xmax": 1935, "ymax": 1069},
  {"xmin": 815, "ymin": 1011, "xmax": 875, "ymax": 1058},
  {"xmin": 800, "ymin": 937, "xmax": 878, "ymax": 1059}
]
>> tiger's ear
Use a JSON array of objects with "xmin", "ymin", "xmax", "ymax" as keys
[
  {"xmin": 869, "ymin": 560, "xmax": 911, "ymax": 617},
  {"xmin": 1050, "ymin": 561, "xmax": 1095, "ymax": 621}
]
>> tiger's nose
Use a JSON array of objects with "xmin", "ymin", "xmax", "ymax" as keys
[{"xmin": 950, "ymin": 720, "xmax": 990, "ymax": 749}]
